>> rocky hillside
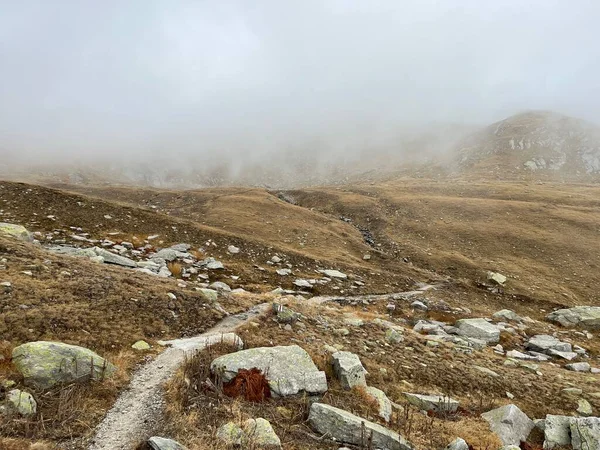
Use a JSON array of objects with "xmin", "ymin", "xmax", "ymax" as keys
[{"xmin": 454, "ymin": 111, "xmax": 600, "ymax": 179}]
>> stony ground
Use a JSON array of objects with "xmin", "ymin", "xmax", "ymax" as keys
[{"xmin": 1, "ymin": 179, "xmax": 599, "ymax": 449}]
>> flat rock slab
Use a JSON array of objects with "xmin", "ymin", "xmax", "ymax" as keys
[
  {"xmin": 308, "ymin": 403, "xmax": 413, "ymax": 450},
  {"xmin": 481, "ymin": 404, "xmax": 534, "ymax": 446},
  {"xmin": 455, "ymin": 318, "xmax": 500, "ymax": 344},
  {"xmin": 93, "ymin": 247, "xmax": 137, "ymax": 268},
  {"xmin": 403, "ymin": 393, "xmax": 459, "ymax": 413},
  {"xmin": 547, "ymin": 307, "xmax": 600, "ymax": 329},
  {"xmin": 526, "ymin": 335, "xmax": 571, "ymax": 353},
  {"xmin": 211, "ymin": 345, "xmax": 327, "ymax": 396}
]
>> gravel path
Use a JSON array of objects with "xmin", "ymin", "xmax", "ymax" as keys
[{"xmin": 87, "ymin": 303, "xmax": 268, "ymax": 450}]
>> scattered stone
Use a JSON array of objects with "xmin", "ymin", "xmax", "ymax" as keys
[
  {"xmin": 473, "ymin": 366, "xmax": 500, "ymax": 377},
  {"xmin": 526, "ymin": 335, "xmax": 571, "ymax": 353},
  {"xmin": 276, "ymin": 268, "xmax": 291, "ymax": 276},
  {"xmin": 455, "ymin": 318, "xmax": 500, "ymax": 344},
  {"xmin": 199, "ymin": 288, "xmax": 218, "ymax": 302},
  {"xmin": 271, "ymin": 256, "xmax": 282, "ymax": 263},
  {"xmin": 211, "ymin": 345, "xmax": 327, "ymax": 397},
  {"xmin": 566, "ymin": 362, "xmax": 591, "ymax": 372},
  {"xmin": 206, "ymin": 260, "xmax": 225, "ymax": 270},
  {"xmin": 547, "ymin": 307, "xmax": 600, "ymax": 328},
  {"xmin": 363, "ymin": 254, "xmax": 371, "ymax": 260},
  {"xmin": 12, "ymin": 341, "xmax": 115, "ymax": 390},
  {"xmin": 385, "ymin": 328, "xmax": 404, "ymax": 344},
  {"xmin": 364, "ymin": 386, "xmax": 393, "ymax": 422},
  {"xmin": 332, "ymin": 351, "xmax": 367, "ymax": 389},
  {"xmin": 445, "ymin": 438, "xmax": 469, "ymax": 450},
  {"xmin": 93, "ymin": 247, "xmax": 137, "ymax": 268},
  {"xmin": 577, "ymin": 399, "xmax": 593, "ymax": 416},
  {"xmin": 272, "ymin": 303, "xmax": 299, "ymax": 324},
  {"xmin": 403, "ymin": 393, "xmax": 459, "ymax": 413},
  {"xmin": 493, "ymin": 309, "xmax": 522, "ymax": 322},
  {"xmin": 243, "ymin": 418, "xmax": 281, "ymax": 448},
  {"xmin": 293, "ymin": 279, "xmax": 312, "ymax": 288},
  {"xmin": 320, "ymin": 269, "xmax": 347, "ymax": 279},
  {"xmin": 167, "ymin": 292, "xmax": 177, "ymax": 301},
  {"xmin": 308, "ymin": 403, "xmax": 413, "ymax": 450},
  {"xmin": 147, "ymin": 436, "xmax": 188, "ymax": 450},
  {"xmin": 227, "ymin": 245, "xmax": 240, "ymax": 254},
  {"xmin": 411, "ymin": 300, "xmax": 427, "ymax": 311},
  {"xmin": 6, "ymin": 389, "xmax": 37, "ymax": 416},
  {"xmin": 209, "ymin": 281, "xmax": 231, "ymax": 292},
  {"xmin": 132, "ymin": 340, "xmax": 151, "ymax": 350},
  {"xmin": 487, "ymin": 271, "xmax": 507, "ymax": 285},
  {"xmin": 216, "ymin": 422, "xmax": 246, "ymax": 446},
  {"xmin": 562, "ymin": 388, "xmax": 583, "ymax": 396},
  {"xmin": 481, "ymin": 404, "xmax": 535, "ymax": 446}
]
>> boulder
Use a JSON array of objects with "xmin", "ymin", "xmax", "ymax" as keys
[
  {"xmin": 0, "ymin": 223, "xmax": 32, "ymax": 242},
  {"xmin": 543, "ymin": 415, "xmax": 572, "ymax": 449},
  {"xmin": 547, "ymin": 307, "xmax": 600, "ymax": 329},
  {"xmin": 403, "ymin": 393, "xmax": 459, "ymax": 413},
  {"xmin": 455, "ymin": 318, "xmax": 500, "ymax": 344},
  {"xmin": 217, "ymin": 422, "xmax": 246, "ymax": 447},
  {"xmin": 308, "ymin": 403, "xmax": 413, "ymax": 450},
  {"xmin": 570, "ymin": 417, "xmax": 600, "ymax": 450},
  {"xmin": 243, "ymin": 418, "xmax": 281, "ymax": 448},
  {"xmin": 148, "ymin": 437, "xmax": 188, "ymax": 450},
  {"xmin": 493, "ymin": 309, "xmax": 522, "ymax": 322},
  {"xmin": 481, "ymin": 404, "xmax": 534, "ymax": 446},
  {"xmin": 566, "ymin": 362, "xmax": 591, "ymax": 372},
  {"xmin": 331, "ymin": 351, "xmax": 367, "ymax": 390},
  {"xmin": 487, "ymin": 271, "xmax": 507, "ymax": 285},
  {"xmin": 6, "ymin": 389, "xmax": 37, "ymax": 416},
  {"xmin": 211, "ymin": 345, "xmax": 327, "ymax": 397},
  {"xmin": 93, "ymin": 247, "xmax": 137, "ymax": 268},
  {"xmin": 12, "ymin": 341, "xmax": 115, "ymax": 390},
  {"xmin": 445, "ymin": 438, "xmax": 469, "ymax": 450},
  {"xmin": 526, "ymin": 335, "xmax": 572, "ymax": 353},
  {"xmin": 364, "ymin": 386, "xmax": 393, "ymax": 422}
]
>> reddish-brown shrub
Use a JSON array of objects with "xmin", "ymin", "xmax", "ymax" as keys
[{"xmin": 223, "ymin": 368, "xmax": 271, "ymax": 402}]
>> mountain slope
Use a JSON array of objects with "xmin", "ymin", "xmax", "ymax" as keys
[{"xmin": 454, "ymin": 111, "xmax": 600, "ymax": 178}]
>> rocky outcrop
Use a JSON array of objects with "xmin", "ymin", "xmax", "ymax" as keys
[
  {"xmin": 211, "ymin": 345, "xmax": 327, "ymax": 397},
  {"xmin": 308, "ymin": 403, "xmax": 413, "ymax": 450},
  {"xmin": 546, "ymin": 307, "xmax": 600, "ymax": 328},
  {"xmin": 12, "ymin": 341, "xmax": 115, "ymax": 390},
  {"xmin": 0, "ymin": 223, "xmax": 32, "ymax": 242}
]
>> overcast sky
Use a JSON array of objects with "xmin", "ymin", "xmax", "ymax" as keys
[{"xmin": 1, "ymin": 0, "xmax": 600, "ymax": 161}]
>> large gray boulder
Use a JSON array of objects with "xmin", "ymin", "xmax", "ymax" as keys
[
  {"xmin": 403, "ymin": 393, "xmax": 459, "ymax": 413},
  {"xmin": 93, "ymin": 247, "xmax": 137, "ymax": 268},
  {"xmin": 526, "ymin": 335, "xmax": 572, "ymax": 353},
  {"xmin": 211, "ymin": 345, "xmax": 327, "ymax": 397},
  {"xmin": 543, "ymin": 415, "xmax": 572, "ymax": 449},
  {"xmin": 0, "ymin": 223, "xmax": 33, "ymax": 242},
  {"xmin": 481, "ymin": 404, "xmax": 534, "ymax": 446},
  {"xmin": 148, "ymin": 437, "xmax": 188, "ymax": 450},
  {"xmin": 570, "ymin": 417, "xmax": 600, "ymax": 450},
  {"xmin": 12, "ymin": 341, "xmax": 115, "ymax": 390},
  {"xmin": 332, "ymin": 351, "xmax": 367, "ymax": 389},
  {"xmin": 547, "ymin": 307, "xmax": 600, "ymax": 328},
  {"xmin": 308, "ymin": 403, "xmax": 413, "ymax": 450},
  {"xmin": 455, "ymin": 318, "xmax": 500, "ymax": 344}
]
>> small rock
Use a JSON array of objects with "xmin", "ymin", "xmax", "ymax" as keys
[
  {"xmin": 6, "ymin": 389, "xmax": 37, "ymax": 416},
  {"xmin": 216, "ymin": 422, "xmax": 246, "ymax": 447},
  {"xmin": 487, "ymin": 271, "xmax": 507, "ymax": 285},
  {"xmin": 332, "ymin": 351, "xmax": 367, "ymax": 389},
  {"xmin": 577, "ymin": 398, "xmax": 593, "ymax": 416},
  {"xmin": 227, "ymin": 245, "xmax": 240, "ymax": 254},
  {"xmin": 445, "ymin": 438, "xmax": 469, "ymax": 450},
  {"xmin": 132, "ymin": 340, "xmax": 151, "ymax": 350},
  {"xmin": 403, "ymin": 393, "xmax": 459, "ymax": 413},
  {"xmin": 411, "ymin": 300, "xmax": 427, "ymax": 311},
  {"xmin": 147, "ymin": 436, "xmax": 188, "ymax": 450},
  {"xmin": 566, "ymin": 362, "xmax": 591, "ymax": 372},
  {"xmin": 209, "ymin": 281, "xmax": 231, "ymax": 292},
  {"xmin": 243, "ymin": 418, "xmax": 281, "ymax": 448}
]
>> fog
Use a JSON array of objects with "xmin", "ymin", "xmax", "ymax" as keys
[{"xmin": 1, "ymin": 1, "xmax": 600, "ymax": 185}]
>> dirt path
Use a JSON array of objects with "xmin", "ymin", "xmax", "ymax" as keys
[{"xmin": 87, "ymin": 303, "xmax": 269, "ymax": 450}]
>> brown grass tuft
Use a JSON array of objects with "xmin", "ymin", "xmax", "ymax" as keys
[{"xmin": 222, "ymin": 368, "xmax": 271, "ymax": 402}]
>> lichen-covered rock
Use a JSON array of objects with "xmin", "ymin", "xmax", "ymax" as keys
[
  {"xmin": 492, "ymin": 309, "xmax": 522, "ymax": 322},
  {"xmin": 0, "ymin": 223, "xmax": 32, "ymax": 242},
  {"xmin": 131, "ymin": 340, "xmax": 150, "ymax": 350},
  {"xmin": 272, "ymin": 303, "xmax": 299, "ymax": 324},
  {"xmin": 403, "ymin": 393, "xmax": 459, "ymax": 413},
  {"xmin": 547, "ymin": 306, "xmax": 600, "ymax": 329},
  {"xmin": 147, "ymin": 436, "xmax": 188, "ymax": 450},
  {"xmin": 364, "ymin": 386, "xmax": 393, "ymax": 422},
  {"xmin": 308, "ymin": 403, "xmax": 413, "ymax": 450},
  {"xmin": 570, "ymin": 417, "xmax": 600, "ymax": 450},
  {"xmin": 243, "ymin": 418, "xmax": 281, "ymax": 448},
  {"xmin": 12, "ymin": 341, "xmax": 115, "ymax": 390},
  {"xmin": 385, "ymin": 328, "xmax": 404, "ymax": 344},
  {"xmin": 543, "ymin": 415, "xmax": 572, "ymax": 449},
  {"xmin": 455, "ymin": 318, "xmax": 500, "ymax": 344},
  {"xmin": 331, "ymin": 351, "xmax": 367, "ymax": 390},
  {"xmin": 217, "ymin": 422, "xmax": 247, "ymax": 447},
  {"xmin": 211, "ymin": 345, "xmax": 327, "ymax": 396},
  {"xmin": 481, "ymin": 404, "xmax": 534, "ymax": 446},
  {"xmin": 6, "ymin": 389, "xmax": 37, "ymax": 416}
]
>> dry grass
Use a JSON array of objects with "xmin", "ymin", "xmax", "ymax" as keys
[{"xmin": 167, "ymin": 261, "xmax": 183, "ymax": 278}]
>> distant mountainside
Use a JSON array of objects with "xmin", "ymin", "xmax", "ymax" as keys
[{"xmin": 453, "ymin": 111, "xmax": 600, "ymax": 178}]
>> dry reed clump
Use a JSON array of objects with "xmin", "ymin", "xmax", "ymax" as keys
[
  {"xmin": 222, "ymin": 368, "xmax": 271, "ymax": 402},
  {"xmin": 167, "ymin": 261, "xmax": 183, "ymax": 278}
]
